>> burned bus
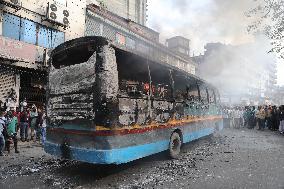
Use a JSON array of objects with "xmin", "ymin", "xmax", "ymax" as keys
[{"xmin": 44, "ymin": 36, "xmax": 223, "ymax": 164}]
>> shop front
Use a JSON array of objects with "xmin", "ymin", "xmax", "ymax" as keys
[{"xmin": 0, "ymin": 35, "xmax": 48, "ymax": 109}]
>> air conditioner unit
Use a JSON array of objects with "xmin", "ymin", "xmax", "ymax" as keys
[
  {"xmin": 10, "ymin": 0, "xmax": 20, "ymax": 5},
  {"xmin": 46, "ymin": 2, "xmax": 69, "ymax": 26},
  {"xmin": 0, "ymin": 0, "xmax": 22, "ymax": 8}
]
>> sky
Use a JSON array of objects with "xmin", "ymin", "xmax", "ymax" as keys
[{"xmin": 147, "ymin": 0, "xmax": 284, "ymax": 86}]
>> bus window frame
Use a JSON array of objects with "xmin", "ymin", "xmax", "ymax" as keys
[
  {"xmin": 148, "ymin": 62, "xmax": 174, "ymax": 102},
  {"xmin": 197, "ymin": 83, "xmax": 209, "ymax": 104},
  {"xmin": 207, "ymin": 87, "xmax": 216, "ymax": 104},
  {"xmin": 116, "ymin": 49, "xmax": 151, "ymax": 99}
]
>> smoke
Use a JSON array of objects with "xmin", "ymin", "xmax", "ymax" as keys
[
  {"xmin": 148, "ymin": 0, "xmax": 280, "ymax": 103},
  {"xmin": 148, "ymin": 0, "xmax": 259, "ymax": 54},
  {"xmin": 198, "ymin": 35, "xmax": 277, "ymax": 104}
]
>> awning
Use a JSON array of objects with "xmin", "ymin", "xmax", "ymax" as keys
[{"xmin": 0, "ymin": 60, "xmax": 47, "ymax": 76}]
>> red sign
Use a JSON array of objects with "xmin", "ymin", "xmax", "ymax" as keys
[
  {"xmin": 0, "ymin": 36, "xmax": 37, "ymax": 63},
  {"xmin": 116, "ymin": 33, "xmax": 126, "ymax": 46}
]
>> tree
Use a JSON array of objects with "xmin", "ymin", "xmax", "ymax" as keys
[{"xmin": 247, "ymin": 0, "xmax": 284, "ymax": 58}]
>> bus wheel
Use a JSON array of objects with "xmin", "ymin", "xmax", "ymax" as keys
[{"xmin": 169, "ymin": 132, "xmax": 182, "ymax": 159}]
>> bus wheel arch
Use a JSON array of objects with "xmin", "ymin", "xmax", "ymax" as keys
[{"xmin": 169, "ymin": 129, "xmax": 183, "ymax": 159}]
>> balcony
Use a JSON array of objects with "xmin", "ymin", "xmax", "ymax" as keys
[{"xmin": 0, "ymin": 35, "xmax": 48, "ymax": 69}]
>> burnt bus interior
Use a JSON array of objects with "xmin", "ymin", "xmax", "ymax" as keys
[
  {"xmin": 115, "ymin": 48, "xmax": 220, "ymax": 126},
  {"xmin": 49, "ymin": 39, "xmax": 220, "ymax": 128}
]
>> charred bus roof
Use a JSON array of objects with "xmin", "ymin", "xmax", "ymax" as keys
[{"xmin": 50, "ymin": 36, "xmax": 215, "ymax": 89}]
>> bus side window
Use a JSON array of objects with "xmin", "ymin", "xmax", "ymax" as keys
[
  {"xmin": 215, "ymin": 90, "xmax": 221, "ymax": 104},
  {"xmin": 173, "ymin": 71, "xmax": 187, "ymax": 102},
  {"xmin": 116, "ymin": 50, "xmax": 150, "ymax": 98},
  {"xmin": 207, "ymin": 88, "xmax": 216, "ymax": 104},
  {"xmin": 149, "ymin": 63, "xmax": 173, "ymax": 100},
  {"xmin": 199, "ymin": 83, "xmax": 209, "ymax": 104},
  {"xmin": 186, "ymin": 81, "xmax": 199, "ymax": 102}
]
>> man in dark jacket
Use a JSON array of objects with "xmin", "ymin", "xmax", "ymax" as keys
[
  {"xmin": 248, "ymin": 106, "xmax": 256, "ymax": 129},
  {"xmin": 279, "ymin": 105, "xmax": 284, "ymax": 134},
  {"xmin": 271, "ymin": 106, "xmax": 278, "ymax": 131}
]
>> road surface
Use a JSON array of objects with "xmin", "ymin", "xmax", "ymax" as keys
[{"xmin": 0, "ymin": 128, "xmax": 283, "ymax": 189}]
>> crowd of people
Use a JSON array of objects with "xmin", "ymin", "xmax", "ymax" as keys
[
  {"xmin": 223, "ymin": 105, "xmax": 284, "ymax": 133},
  {"xmin": 0, "ymin": 104, "xmax": 46, "ymax": 156}
]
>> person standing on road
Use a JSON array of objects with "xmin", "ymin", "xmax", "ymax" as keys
[
  {"xmin": 231, "ymin": 107, "xmax": 236, "ymax": 128},
  {"xmin": 29, "ymin": 105, "xmax": 38, "ymax": 141},
  {"xmin": 36, "ymin": 108, "xmax": 42, "ymax": 141},
  {"xmin": 240, "ymin": 107, "xmax": 244, "ymax": 128},
  {"xmin": 266, "ymin": 106, "xmax": 273, "ymax": 130},
  {"xmin": 248, "ymin": 106, "xmax": 256, "ymax": 129},
  {"xmin": 0, "ymin": 111, "xmax": 7, "ymax": 156},
  {"xmin": 279, "ymin": 105, "xmax": 284, "ymax": 134},
  {"xmin": 243, "ymin": 106, "xmax": 249, "ymax": 128},
  {"xmin": 6, "ymin": 111, "xmax": 19, "ymax": 154},
  {"xmin": 12, "ymin": 107, "xmax": 21, "ymax": 132},
  {"xmin": 223, "ymin": 107, "xmax": 230, "ymax": 128},
  {"xmin": 258, "ymin": 106, "xmax": 266, "ymax": 131},
  {"xmin": 233, "ymin": 107, "xmax": 241, "ymax": 129},
  {"xmin": 38, "ymin": 108, "xmax": 47, "ymax": 145},
  {"xmin": 20, "ymin": 107, "xmax": 30, "ymax": 142},
  {"xmin": 228, "ymin": 107, "xmax": 234, "ymax": 128},
  {"xmin": 255, "ymin": 106, "xmax": 261, "ymax": 130},
  {"xmin": 271, "ymin": 106, "xmax": 278, "ymax": 131}
]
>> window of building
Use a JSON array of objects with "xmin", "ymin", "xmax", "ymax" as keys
[
  {"xmin": 38, "ymin": 26, "xmax": 64, "ymax": 48},
  {"xmin": 126, "ymin": 37, "xmax": 135, "ymax": 49},
  {"xmin": 3, "ymin": 13, "xmax": 20, "ymax": 40},
  {"xmin": 54, "ymin": 0, "xmax": 67, "ymax": 6},
  {"xmin": 2, "ymin": 12, "xmax": 65, "ymax": 49},
  {"xmin": 20, "ymin": 19, "xmax": 37, "ymax": 45}
]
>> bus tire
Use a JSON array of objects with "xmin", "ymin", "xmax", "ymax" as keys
[{"xmin": 169, "ymin": 132, "xmax": 182, "ymax": 159}]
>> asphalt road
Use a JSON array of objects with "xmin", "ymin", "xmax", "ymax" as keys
[{"xmin": 0, "ymin": 128, "xmax": 283, "ymax": 189}]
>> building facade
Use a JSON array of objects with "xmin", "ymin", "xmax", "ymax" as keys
[
  {"xmin": 166, "ymin": 36, "xmax": 190, "ymax": 57},
  {"xmin": 0, "ymin": 0, "xmax": 196, "ymax": 109},
  {"xmin": 88, "ymin": 0, "xmax": 148, "ymax": 25},
  {"xmin": 0, "ymin": 0, "xmax": 86, "ymax": 107},
  {"xmin": 85, "ymin": 4, "xmax": 196, "ymax": 74}
]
